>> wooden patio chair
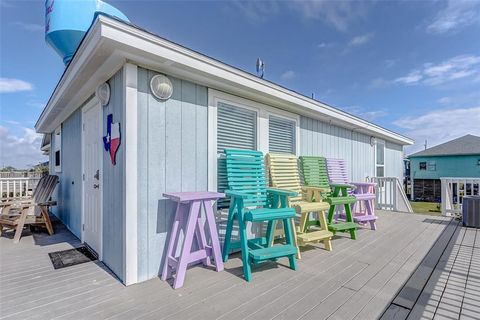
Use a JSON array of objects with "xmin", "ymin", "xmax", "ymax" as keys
[
  {"xmin": 0, "ymin": 175, "xmax": 58, "ymax": 243},
  {"xmin": 266, "ymin": 153, "xmax": 333, "ymax": 257},
  {"xmin": 299, "ymin": 156, "xmax": 357, "ymax": 239},
  {"xmin": 222, "ymin": 149, "xmax": 298, "ymax": 281},
  {"xmin": 326, "ymin": 158, "xmax": 378, "ymax": 230}
]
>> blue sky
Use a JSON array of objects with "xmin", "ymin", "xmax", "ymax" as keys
[{"xmin": 1, "ymin": 0, "xmax": 480, "ymax": 168}]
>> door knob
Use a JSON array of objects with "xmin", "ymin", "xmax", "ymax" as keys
[
  {"xmin": 93, "ymin": 184, "xmax": 100, "ymax": 189},
  {"xmin": 94, "ymin": 170, "xmax": 100, "ymax": 180}
]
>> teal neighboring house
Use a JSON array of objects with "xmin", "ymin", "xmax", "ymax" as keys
[{"xmin": 409, "ymin": 135, "xmax": 480, "ymax": 201}]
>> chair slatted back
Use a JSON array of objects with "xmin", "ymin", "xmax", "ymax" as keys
[
  {"xmin": 266, "ymin": 153, "xmax": 303, "ymax": 204},
  {"xmin": 326, "ymin": 158, "xmax": 349, "ymax": 185},
  {"xmin": 299, "ymin": 156, "xmax": 331, "ymax": 195},
  {"xmin": 33, "ymin": 175, "xmax": 58, "ymax": 204},
  {"xmin": 225, "ymin": 149, "xmax": 268, "ymax": 208}
]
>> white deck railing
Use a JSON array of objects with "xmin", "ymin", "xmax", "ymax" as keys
[
  {"xmin": 370, "ymin": 177, "xmax": 413, "ymax": 213},
  {"xmin": 440, "ymin": 177, "xmax": 480, "ymax": 217},
  {"xmin": 0, "ymin": 177, "xmax": 42, "ymax": 200}
]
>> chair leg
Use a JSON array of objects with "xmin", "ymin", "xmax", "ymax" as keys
[
  {"xmin": 40, "ymin": 206, "xmax": 54, "ymax": 235},
  {"xmin": 299, "ymin": 212, "xmax": 308, "ymax": 233},
  {"xmin": 237, "ymin": 210, "xmax": 252, "ymax": 281},
  {"xmin": 13, "ymin": 208, "xmax": 28, "ymax": 244},
  {"xmin": 365, "ymin": 200, "xmax": 377, "ymax": 231},
  {"xmin": 283, "ymin": 218, "xmax": 297, "ymax": 271},
  {"xmin": 344, "ymin": 204, "xmax": 356, "ymax": 240},
  {"xmin": 327, "ymin": 205, "xmax": 336, "ymax": 224},
  {"xmin": 324, "ymin": 237, "xmax": 332, "ymax": 251},
  {"xmin": 290, "ymin": 217, "xmax": 301, "ymax": 260},
  {"xmin": 222, "ymin": 201, "xmax": 236, "ymax": 262},
  {"xmin": 267, "ymin": 220, "xmax": 276, "ymax": 246}
]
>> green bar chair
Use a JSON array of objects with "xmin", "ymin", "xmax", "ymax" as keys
[
  {"xmin": 222, "ymin": 149, "xmax": 298, "ymax": 281},
  {"xmin": 299, "ymin": 156, "xmax": 357, "ymax": 239}
]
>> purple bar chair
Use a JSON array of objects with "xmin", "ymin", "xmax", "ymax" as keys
[{"xmin": 326, "ymin": 158, "xmax": 378, "ymax": 230}]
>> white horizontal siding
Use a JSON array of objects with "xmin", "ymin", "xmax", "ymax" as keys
[{"xmin": 300, "ymin": 116, "xmax": 404, "ymax": 181}]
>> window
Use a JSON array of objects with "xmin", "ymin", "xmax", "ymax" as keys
[
  {"xmin": 208, "ymin": 90, "xmax": 300, "ymax": 207},
  {"xmin": 419, "ymin": 162, "xmax": 427, "ymax": 170},
  {"xmin": 54, "ymin": 126, "xmax": 62, "ymax": 172},
  {"xmin": 216, "ymin": 102, "xmax": 257, "ymax": 209},
  {"xmin": 269, "ymin": 115, "xmax": 296, "ymax": 154},
  {"xmin": 375, "ymin": 140, "xmax": 385, "ymax": 177},
  {"xmin": 428, "ymin": 161, "xmax": 436, "ymax": 171}
]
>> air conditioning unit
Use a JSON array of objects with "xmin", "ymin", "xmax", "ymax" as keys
[{"xmin": 462, "ymin": 196, "xmax": 480, "ymax": 228}]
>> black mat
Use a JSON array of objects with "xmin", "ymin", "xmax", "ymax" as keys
[{"xmin": 48, "ymin": 246, "xmax": 97, "ymax": 269}]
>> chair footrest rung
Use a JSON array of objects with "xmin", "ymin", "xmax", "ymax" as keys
[
  {"xmin": 298, "ymin": 230, "xmax": 333, "ymax": 243},
  {"xmin": 249, "ymin": 245, "xmax": 297, "ymax": 261},
  {"xmin": 328, "ymin": 222, "xmax": 357, "ymax": 231}
]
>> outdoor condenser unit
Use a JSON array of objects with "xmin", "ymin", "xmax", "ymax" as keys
[{"xmin": 462, "ymin": 196, "xmax": 480, "ymax": 228}]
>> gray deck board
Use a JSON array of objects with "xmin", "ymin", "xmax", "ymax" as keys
[{"xmin": 2, "ymin": 212, "xmax": 477, "ymax": 320}]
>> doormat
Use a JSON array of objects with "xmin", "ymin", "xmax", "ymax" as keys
[{"xmin": 48, "ymin": 246, "xmax": 97, "ymax": 269}]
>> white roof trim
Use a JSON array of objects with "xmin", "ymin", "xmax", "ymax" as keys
[{"xmin": 36, "ymin": 15, "xmax": 413, "ymax": 145}]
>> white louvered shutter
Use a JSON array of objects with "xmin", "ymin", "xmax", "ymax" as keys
[
  {"xmin": 217, "ymin": 102, "xmax": 257, "ymax": 208},
  {"xmin": 268, "ymin": 115, "xmax": 296, "ymax": 154}
]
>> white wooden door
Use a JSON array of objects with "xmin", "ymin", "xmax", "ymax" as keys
[{"xmin": 82, "ymin": 100, "xmax": 102, "ymax": 257}]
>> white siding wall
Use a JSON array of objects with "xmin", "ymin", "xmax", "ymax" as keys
[{"xmin": 300, "ymin": 116, "xmax": 404, "ymax": 181}]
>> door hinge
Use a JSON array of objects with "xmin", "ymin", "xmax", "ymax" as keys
[
  {"xmin": 82, "ymin": 224, "xmax": 85, "ymax": 231},
  {"xmin": 83, "ymin": 123, "xmax": 85, "ymax": 131}
]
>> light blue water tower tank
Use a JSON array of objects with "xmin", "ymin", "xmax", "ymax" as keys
[{"xmin": 45, "ymin": 0, "xmax": 129, "ymax": 65}]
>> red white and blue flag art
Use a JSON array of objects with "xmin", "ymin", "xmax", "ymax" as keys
[{"xmin": 103, "ymin": 114, "xmax": 121, "ymax": 165}]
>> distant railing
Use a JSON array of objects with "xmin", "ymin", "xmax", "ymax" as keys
[
  {"xmin": 440, "ymin": 177, "xmax": 480, "ymax": 217},
  {"xmin": 370, "ymin": 176, "xmax": 413, "ymax": 213},
  {"xmin": 0, "ymin": 177, "xmax": 42, "ymax": 199}
]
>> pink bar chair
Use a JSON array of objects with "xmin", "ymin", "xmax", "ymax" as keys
[{"xmin": 326, "ymin": 158, "xmax": 378, "ymax": 230}]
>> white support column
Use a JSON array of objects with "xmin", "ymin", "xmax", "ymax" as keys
[{"xmin": 123, "ymin": 63, "xmax": 138, "ymax": 285}]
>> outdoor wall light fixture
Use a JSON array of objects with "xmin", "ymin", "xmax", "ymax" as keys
[
  {"xmin": 96, "ymin": 82, "xmax": 111, "ymax": 106},
  {"xmin": 150, "ymin": 74, "xmax": 173, "ymax": 100},
  {"xmin": 370, "ymin": 136, "xmax": 377, "ymax": 147}
]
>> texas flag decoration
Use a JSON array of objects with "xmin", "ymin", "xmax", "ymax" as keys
[{"xmin": 103, "ymin": 114, "xmax": 121, "ymax": 165}]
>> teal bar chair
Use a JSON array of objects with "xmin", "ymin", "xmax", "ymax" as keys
[{"xmin": 222, "ymin": 149, "xmax": 298, "ymax": 281}]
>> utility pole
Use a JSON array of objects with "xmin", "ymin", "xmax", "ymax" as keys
[{"xmin": 424, "ymin": 139, "xmax": 428, "ymax": 150}]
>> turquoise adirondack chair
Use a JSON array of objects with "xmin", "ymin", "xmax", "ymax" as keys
[{"xmin": 222, "ymin": 149, "xmax": 298, "ymax": 281}]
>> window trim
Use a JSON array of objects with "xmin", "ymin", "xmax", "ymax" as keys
[
  {"xmin": 54, "ymin": 125, "xmax": 62, "ymax": 173},
  {"xmin": 207, "ymin": 89, "xmax": 299, "ymax": 192}
]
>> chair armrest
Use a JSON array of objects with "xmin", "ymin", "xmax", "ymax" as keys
[
  {"xmin": 351, "ymin": 182, "xmax": 377, "ymax": 187},
  {"xmin": 266, "ymin": 188, "xmax": 298, "ymax": 197},
  {"xmin": 330, "ymin": 183, "xmax": 356, "ymax": 190},
  {"xmin": 37, "ymin": 201, "xmax": 57, "ymax": 206},
  {"xmin": 225, "ymin": 190, "xmax": 254, "ymax": 199},
  {"xmin": 302, "ymin": 186, "xmax": 329, "ymax": 193}
]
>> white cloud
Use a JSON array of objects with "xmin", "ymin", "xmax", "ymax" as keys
[
  {"xmin": 234, "ymin": 1, "xmax": 367, "ymax": 31},
  {"xmin": 368, "ymin": 77, "xmax": 390, "ymax": 89},
  {"xmin": 394, "ymin": 54, "xmax": 480, "ymax": 86},
  {"xmin": 427, "ymin": 0, "xmax": 480, "ymax": 34},
  {"xmin": 291, "ymin": 0, "xmax": 366, "ymax": 32},
  {"xmin": 317, "ymin": 42, "xmax": 335, "ymax": 49},
  {"xmin": 437, "ymin": 97, "xmax": 452, "ymax": 104},
  {"xmin": 393, "ymin": 107, "xmax": 480, "ymax": 154},
  {"xmin": 0, "ymin": 78, "xmax": 33, "ymax": 93},
  {"xmin": 342, "ymin": 105, "xmax": 387, "ymax": 121},
  {"xmin": 280, "ymin": 70, "xmax": 296, "ymax": 80},
  {"xmin": 232, "ymin": 1, "xmax": 280, "ymax": 22},
  {"xmin": 348, "ymin": 33, "xmax": 374, "ymax": 46},
  {"xmin": 11, "ymin": 21, "xmax": 44, "ymax": 32},
  {"xmin": 0, "ymin": 125, "xmax": 46, "ymax": 169}
]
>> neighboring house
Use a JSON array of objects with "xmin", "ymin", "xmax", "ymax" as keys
[
  {"xmin": 409, "ymin": 135, "xmax": 480, "ymax": 202},
  {"xmin": 36, "ymin": 10, "xmax": 413, "ymax": 285}
]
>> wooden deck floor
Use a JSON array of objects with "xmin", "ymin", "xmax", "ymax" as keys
[{"xmin": 0, "ymin": 211, "xmax": 478, "ymax": 320}]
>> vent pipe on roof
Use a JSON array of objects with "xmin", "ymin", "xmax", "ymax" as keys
[{"xmin": 45, "ymin": 0, "xmax": 129, "ymax": 65}]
